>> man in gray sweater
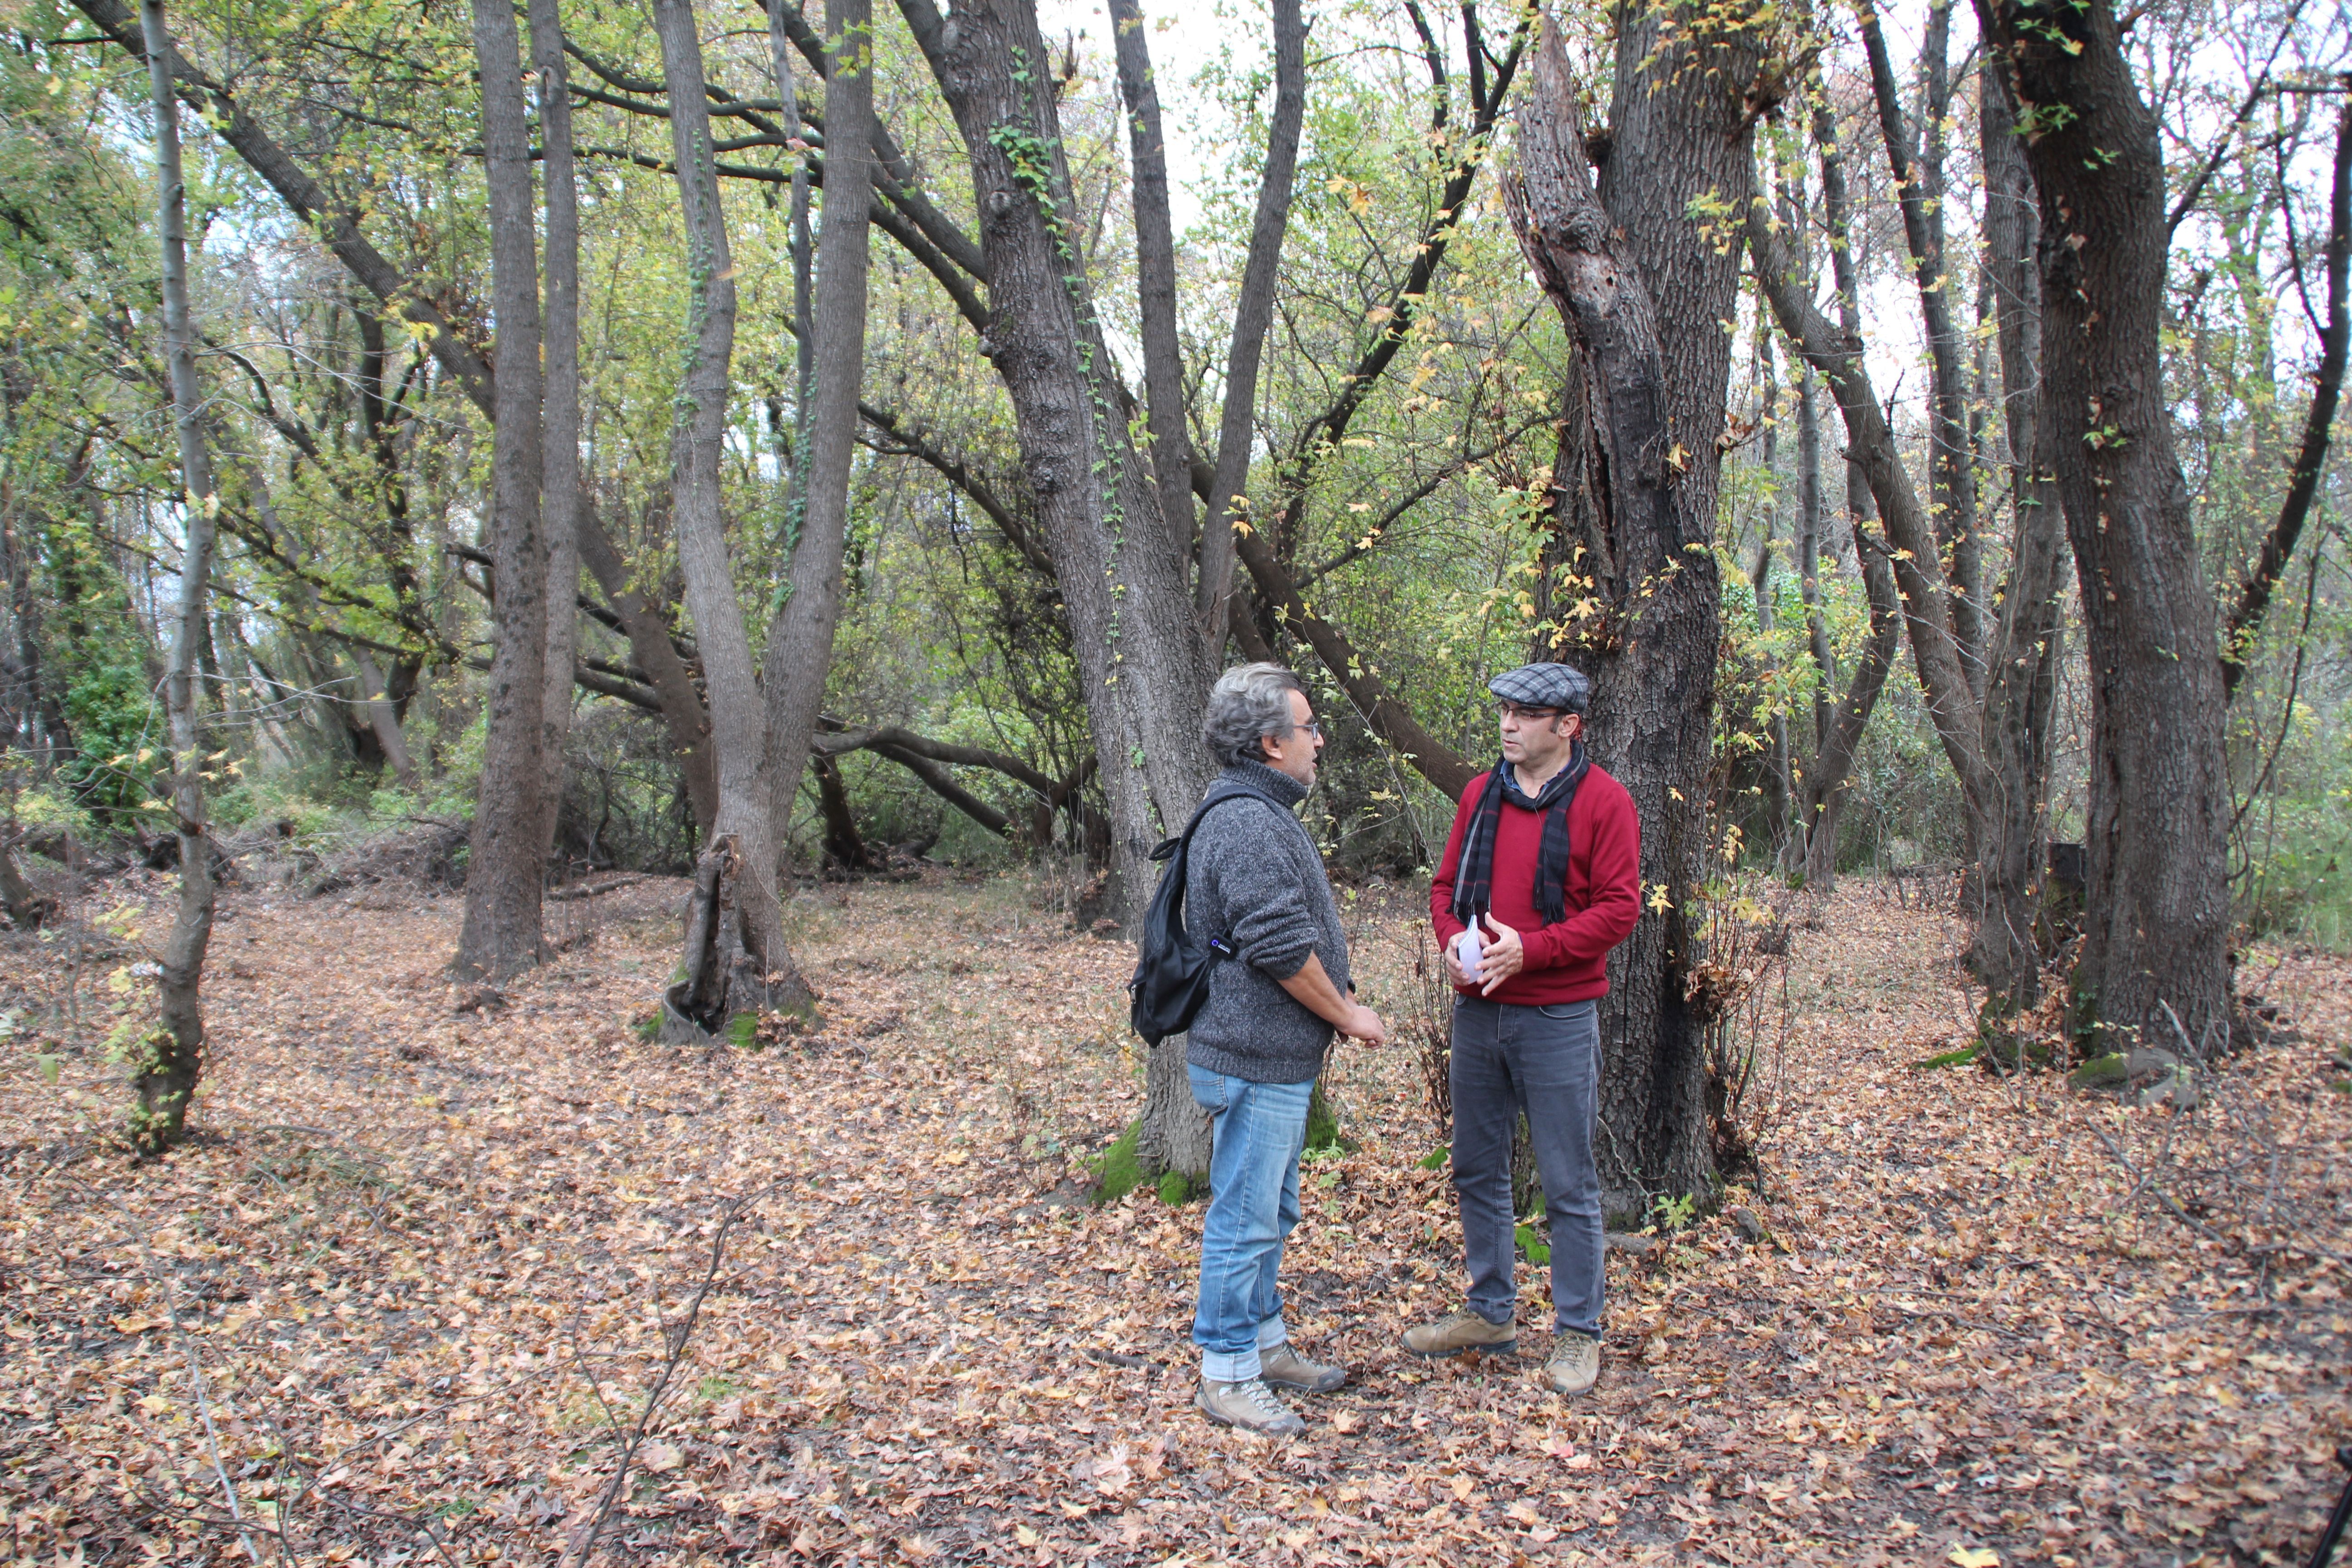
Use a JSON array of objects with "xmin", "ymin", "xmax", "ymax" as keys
[{"xmin": 1181, "ymin": 662, "xmax": 1387, "ymax": 1436}]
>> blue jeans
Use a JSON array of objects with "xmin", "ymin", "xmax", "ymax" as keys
[
  {"xmin": 1188, "ymin": 1065, "xmax": 1313, "ymax": 1381},
  {"xmin": 1450, "ymin": 995, "xmax": 1604, "ymax": 1336}
]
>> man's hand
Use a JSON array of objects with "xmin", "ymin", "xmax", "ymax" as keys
[
  {"xmin": 1340, "ymin": 1004, "xmax": 1389, "ymax": 1046},
  {"xmin": 1445, "ymin": 946, "xmax": 1480, "ymax": 989},
  {"xmin": 1477, "ymin": 914, "xmax": 1525, "ymax": 996}
]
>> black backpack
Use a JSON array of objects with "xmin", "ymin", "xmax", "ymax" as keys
[{"xmin": 1127, "ymin": 793, "xmax": 1257, "ymax": 1045}]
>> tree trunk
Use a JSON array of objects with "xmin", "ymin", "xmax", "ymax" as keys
[
  {"xmin": 1506, "ymin": 8, "xmax": 1754, "ymax": 1220},
  {"xmin": 763, "ymin": 0, "xmax": 875, "ymax": 888},
  {"xmin": 1966, "ymin": 60, "xmax": 2070, "ymax": 1022},
  {"xmin": 899, "ymin": 0, "xmax": 1213, "ymax": 924},
  {"xmin": 1185, "ymin": 0, "xmax": 1304, "ymax": 660},
  {"xmin": 138, "ymin": 0, "xmax": 217, "ymax": 1151},
  {"xmin": 531, "ymin": 0, "xmax": 583, "ymax": 857},
  {"xmin": 651, "ymin": 0, "xmax": 806, "ymax": 1031},
  {"xmin": 809, "ymin": 754, "xmax": 873, "ymax": 870},
  {"xmin": 2221, "ymin": 100, "xmax": 2352, "ymax": 699},
  {"xmin": 1747, "ymin": 204, "xmax": 1996, "ymax": 824},
  {"xmin": 455, "ymin": 0, "xmax": 549, "ymax": 981},
  {"xmin": 353, "ymin": 651, "xmax": 418, "ymax": 789},
  {"xmin": 1107, "ymin": 0, "xmax": 1200, "ymax": 582},
  {"xmin": 1859, "ymin": 1, "xmax": 1986, "ymax": 687},
  {"xmin": 1790, "ymin": 108, "xmax": 1903, "ymax": 890},
  {"xmin": 767, "ymin": 0, "xmax": 817, "ymax": 522},
  {"xmin": 1975, "ymin": 0, "xmax": 2233, "ymax": 1053},
  {"xmin": 574, "ymin": 498, "xmax": 718, "ymax": 833}
]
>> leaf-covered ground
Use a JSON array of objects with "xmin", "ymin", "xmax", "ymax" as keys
[{"xmin": 4, "ymin": 870, "xmax": 2348, "ymax": 1567}]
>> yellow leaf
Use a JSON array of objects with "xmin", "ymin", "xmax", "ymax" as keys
[
  {"xmin": 1950, "ymin": 1549, "xmax": 1999, "ymax": 1568},
  {"xmin": 1014, "ymin": 1525, "xmax": 1041, "ymax": 1547}
]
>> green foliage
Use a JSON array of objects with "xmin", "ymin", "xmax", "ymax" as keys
[
  {"xmin": 1650, "ymin": 1191, "xmax": 1699, "ymax": 1234},
  {"xmin": 1416, "ymin": 1144, "xmax": 1450, "ymax": 1170},
  {"xmin": 1155, "ymin": 1170, "xmax": 1193, "ymax": 1205}
]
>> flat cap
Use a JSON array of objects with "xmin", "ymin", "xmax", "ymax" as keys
[{"xmin": 1489, "ymin": 662, "xmax": 1591, "ymax": 714}]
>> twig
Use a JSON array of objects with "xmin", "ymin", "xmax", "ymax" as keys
[
  {"xmin": 117, "ymin": 1203, "xmax": 262, "ymax": 1563},
  {"xmin": 2089, "ymin": 1124, "xmax": 2225, "ymax": 1243},
  {"xmin": 561, "ymin": 1178, "xmax": 789, "ymax": 1567}
]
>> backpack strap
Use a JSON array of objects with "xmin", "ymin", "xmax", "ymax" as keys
[{"xmin": 1153, "ymin": 789, "xmax": 1268, "ymax": 958}]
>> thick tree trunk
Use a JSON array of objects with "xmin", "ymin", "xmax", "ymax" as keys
[
  {"xmin": 532, "ymin": 0, "xmax": 583, "ymax": 855},
  {"xmin": 1976, "ymin": 0, "xmax": 2233, "ymax": 1052},
  {"xmin": 763, "ymin": 0, "xmax": 875, "ymax": 884},
  {"xmin": 455, "ymin": 0, "xmax": 549, "ymax": 981},
  {"xmin": 652, "ymin": 0, "xmax": 807, "ymax": 1030},
  {"xmin": 1967, "ymin": 62, "xmax": 2070, "ymax": 1020},
  {"xmin": 138, "ymin": 0, "xmax": 216, "ymax": 1150},
  {"xmin": 1507, "ymin": 9, "xmax": 1754, "ymax": 1219},
  {"xmin": 900, "ymin": 0, "xmax": 1213, "ymax": 925}
]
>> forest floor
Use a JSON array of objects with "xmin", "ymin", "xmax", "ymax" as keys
[{"xmin": 3, "ymin": 867, "xmax": 2349, "ymax": 1568}]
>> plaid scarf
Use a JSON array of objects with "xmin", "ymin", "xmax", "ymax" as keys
[{"xmin": 1450, "ymin": 741, "xmax": 1589, "ymax": 930}]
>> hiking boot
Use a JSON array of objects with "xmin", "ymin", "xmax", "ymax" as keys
[
  {"xmin": 1401, "ymin": 1308, "xmax": 1517, "ymax": 1358},
  {"xmin": 1196, "ymin": 1376, "xmax": 1306, "ymax": 1436},
  {"xmin": 1259, "ymin": 1343, "xmax": 1347, "ymax": 1394},
  {"xmin": 1546, "ymin": 1332, "xmax": 1601, "ymax": 1396}
]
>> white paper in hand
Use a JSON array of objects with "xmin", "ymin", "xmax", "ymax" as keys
[{"xmin": 1453, "ymin": 927, "xmax": 1484, "ymax": 983}]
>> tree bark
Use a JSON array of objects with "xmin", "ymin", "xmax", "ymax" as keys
[
  {"xmin": 455, "ymin": 0, "xmax": 550, "ymax": 981},
  {"xmin": 763, "ymin": 0, "xmax": 875, "ymax": 887},
  {"xmin": 1106, "ymin": 0, "xmax": 1199, "ymax": 583},
  {"xmin": 1506, "ymin": 8, "xmax": 1754, "ymax": 1219},
  {"xmin": 353, "ymin": 652, "xmax": 418, "ymax": 789},
  {"xmin": 651, "ymin": 0, "xmax": 806, "ymax": 1029},
  {"xmin": 1967, "ymin": 59, "xmax": 2070, "ymax": 1019},
  {"xmin": 1858, "ymin": 1, "xmax": 1986, "ymax": 686},
  {"xmin": 1975, "ymin": 0, "xmax": 2233, "ymax": 1052},
  {"xmin": 532, "ymin": 0, "xmax": 583, "ymax": 855},
  {"xmin": 1791, "ymin": 109, "xmax": 1903, "ymax": 889},
  {"xmin": 573, "ymin": 498, "xmax": 717, "ymax": 832},
  {"xmin": 1187, "ymin": 0, "xmax": 1305, "ymax": 659},
  {"xmin": 138, "ymin": 0, "xmax": 217, "ymax": 1150},
  {"xmin": 1747, "ymin": 202, "xmax": 1996, "ymax": 821},
  {"xmin": 898, "ymin": 0, "xmax": 1213, "ymax": 925}
]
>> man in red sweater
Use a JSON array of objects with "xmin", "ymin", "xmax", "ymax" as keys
[{"xmin": 1406, "ymin": 662, "xmax": 1640, "ymax": 1395}]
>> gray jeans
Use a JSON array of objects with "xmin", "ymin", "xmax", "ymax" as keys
[{"xmin": 1449, "ymin": 995, "xmax": 1603, "ymax": 1337}]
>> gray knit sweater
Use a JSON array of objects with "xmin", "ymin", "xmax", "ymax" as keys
[{"xmin": 1181, "ymin": 760, "xmax": 1351, "ymax": 1084}]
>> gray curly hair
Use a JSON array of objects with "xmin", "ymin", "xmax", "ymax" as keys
[{"xmin": 1203, "ymin": 662, "xmax": 1307, "ymax": 768}]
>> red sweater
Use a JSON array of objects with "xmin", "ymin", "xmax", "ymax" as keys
[{"xmin": 1430, "ymin": 764, "xmax": 1641, "ymax": 1004}]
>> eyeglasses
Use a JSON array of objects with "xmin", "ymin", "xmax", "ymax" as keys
[
  {"xmin": 1497, "ymin": 703, "xmax": 1564, "ymax": 722},
  {"xmin": 1292, "ymin": 719, "xmax": 1325, "ymax": 739}
]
